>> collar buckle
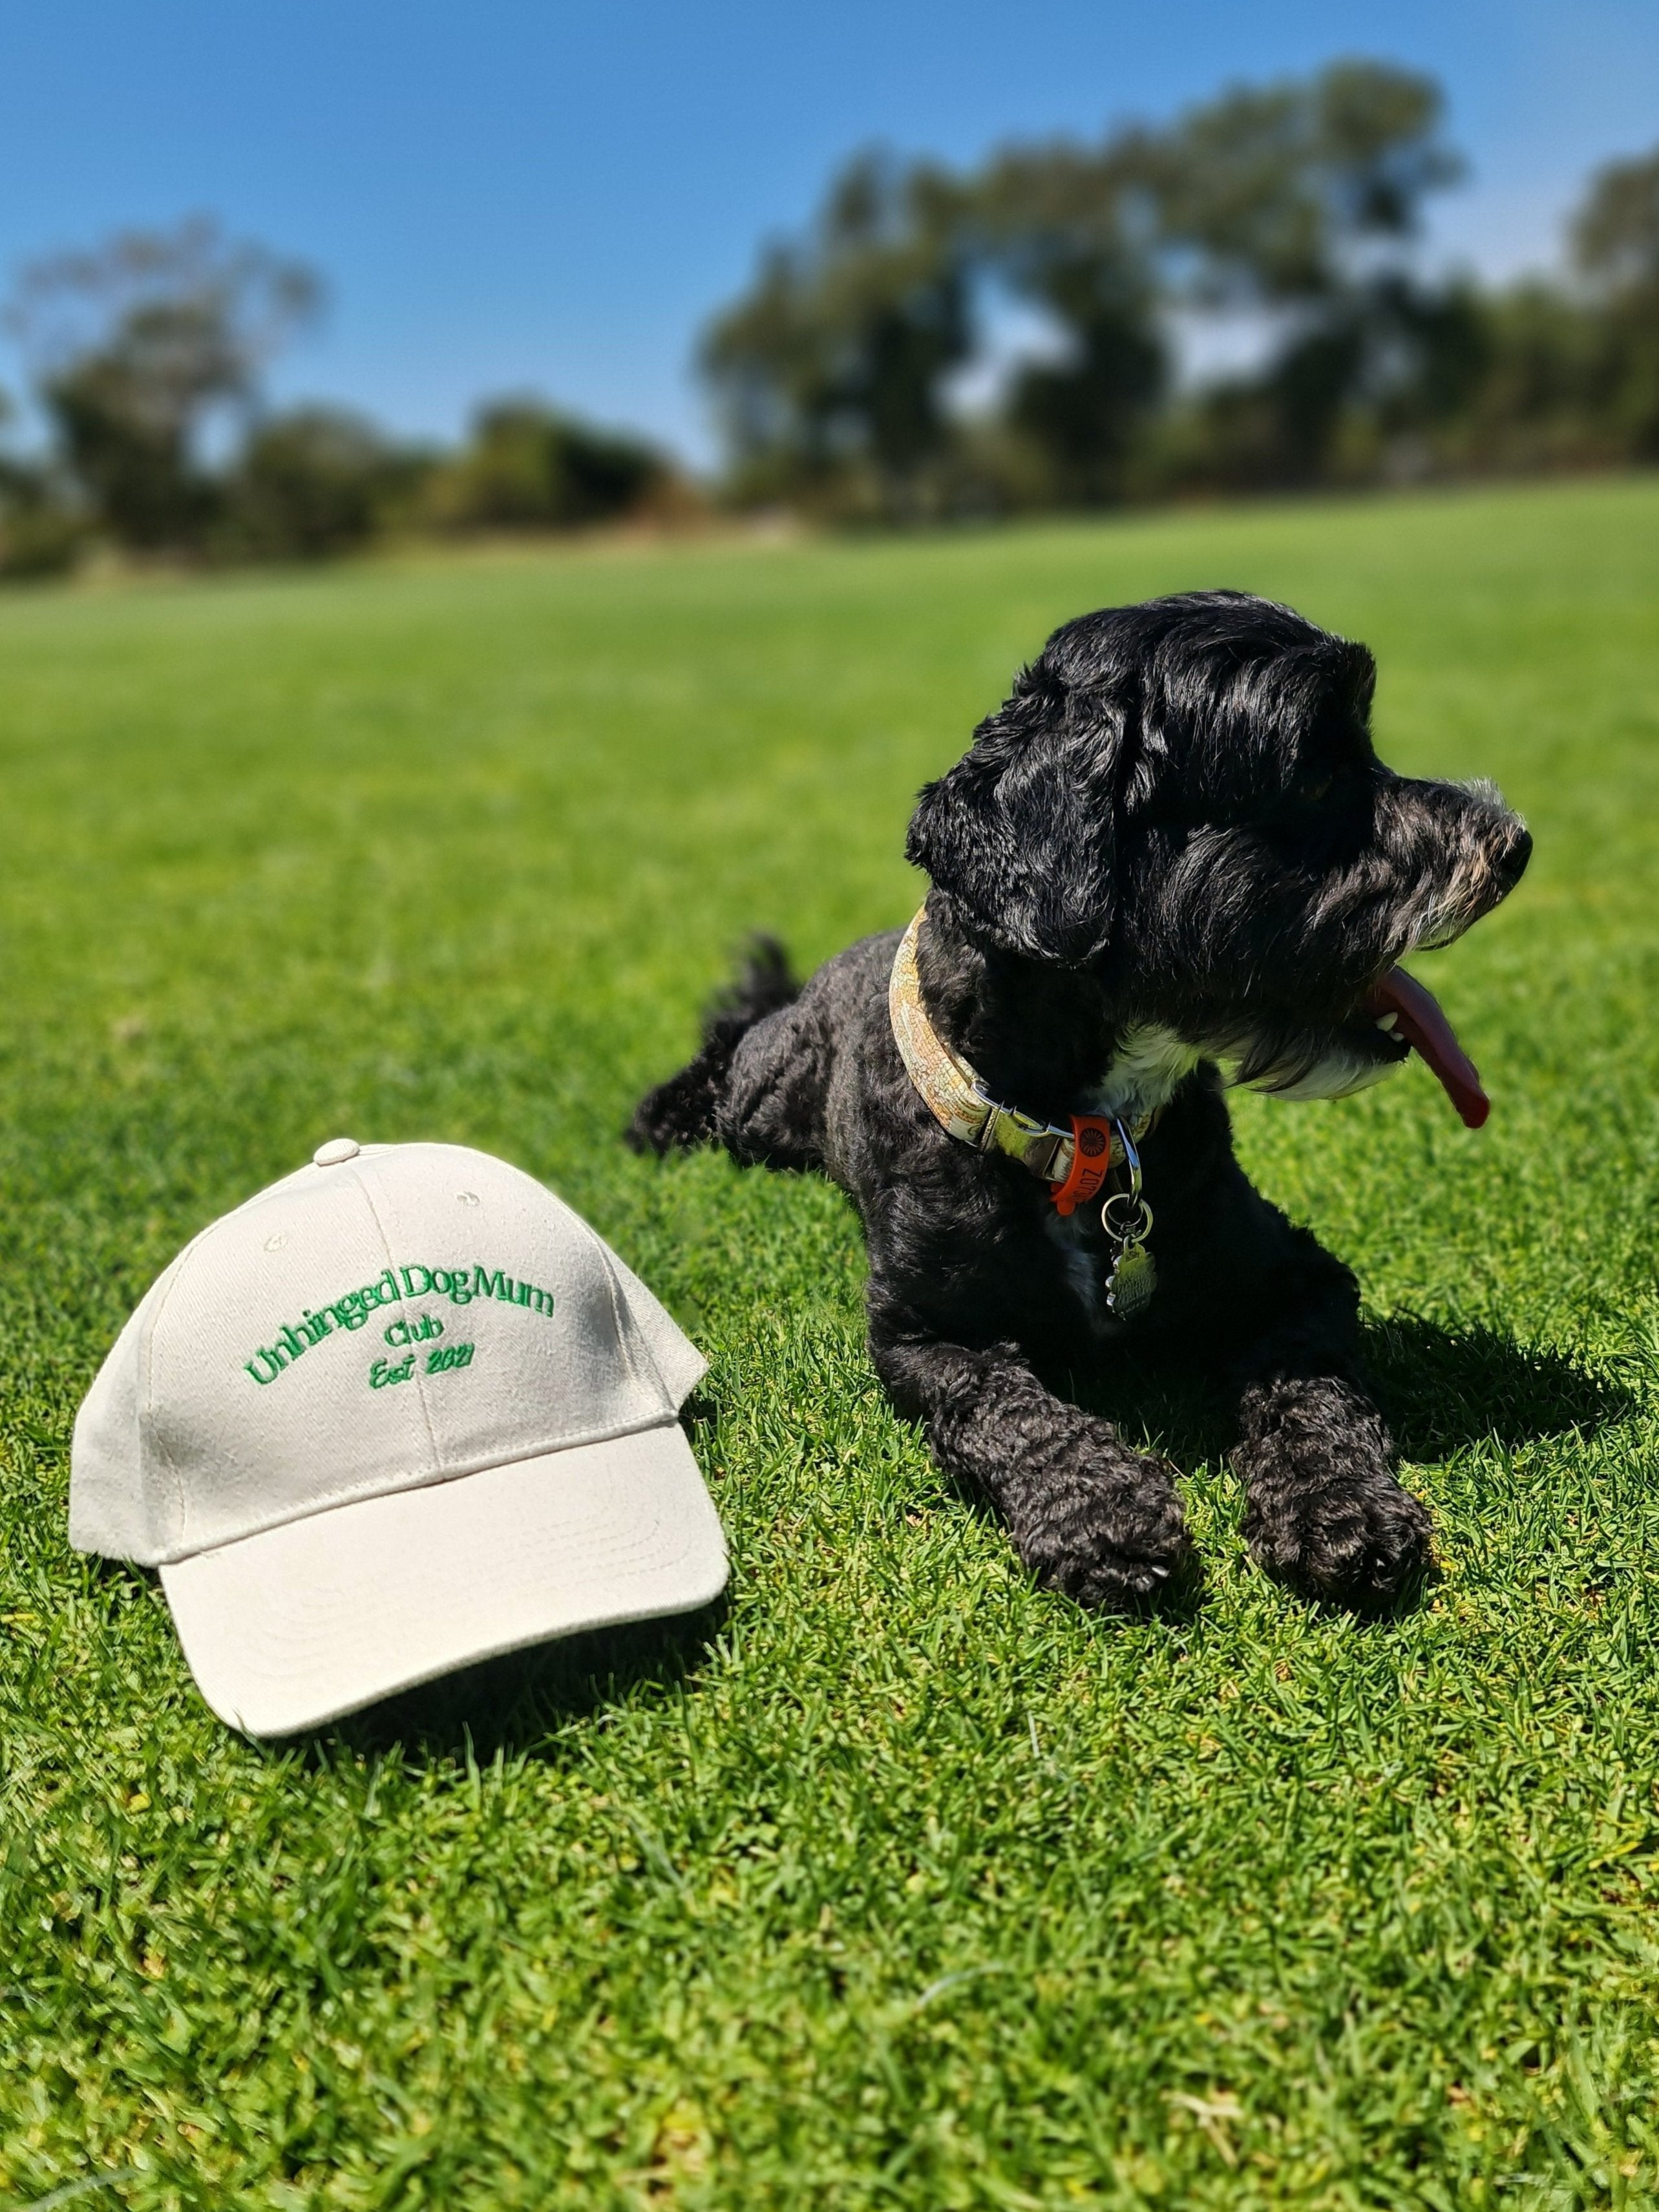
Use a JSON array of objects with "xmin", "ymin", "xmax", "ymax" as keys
[{"xmin": 975, "ymin": 1090, "xmax": 1071, "ymax": 1179}]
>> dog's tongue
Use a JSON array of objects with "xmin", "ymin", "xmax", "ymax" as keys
[{"xmin": 1364, "ymin": 968, "xmax": 1489, "ymax": 1128}]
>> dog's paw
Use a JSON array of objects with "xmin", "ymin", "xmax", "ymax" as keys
[
  {"xmin": 1011, "ymin": 1448, "xmax": 1190, "ymax": 1613},
  {"xmin": 1241, "ymin": 1468, "xmax": 1432, "ymax": 1608},
  {"xmin": 1234, "ymin": 1382, "xmax": 1431, "ymax": 1609}
]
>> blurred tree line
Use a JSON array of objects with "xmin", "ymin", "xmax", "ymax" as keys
[
  {"xmin": 704, "ymin": 59, "xmax": 1659, "ymax": 522},
  {"xmin": 3, "ymin": 60, "xmax": 1658, "ymax": 579},
  {"xmin": 0, "ymin": 218, "xmax": 679, "ymax": 580}
]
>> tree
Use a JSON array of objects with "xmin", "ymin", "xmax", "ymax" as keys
[
  {"xmin": 221, "ymin": 406, "xmax": 414, "ymax": 562},
  {"xmin": 701, "ymin": 151, "xmax": 973, "ymax": 518},
  {"xmin": 1571, "ymin": 147, "xmax": 1659, "ymax": 458},
  {"xmin": 427, "ymin": 397, "xmax": 670, "ymax": 532},
  {"xmin": 1435, "ymin": 281, "xmax": 1605, "ymax": 473},
  {"xmin": 974, "ymin": 142, "xmax": 1167, "ymax": 504},
  {"xmin": 699, "ymin": 65, "xmax": 1474, "ymax": 512},
  {"xmin": 0, "ymin": 384, "xmax": 83, "ymax": 580},
  {"xmin": 1154, "ymin": 61, "xmax": 1462, "ymax": 300},
  {"xmin": 1574, "ymin": 149, "xmax": 1659, "ymax": 292},
  {"xmin": 5, "ymin": 218, "xmax": 320, "ymax": 551},
  {"xmin": 1154, "ymin": 61, "xmax": 1470, "ymax": 483}
]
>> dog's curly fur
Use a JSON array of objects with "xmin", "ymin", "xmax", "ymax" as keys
[{"xmin": 630, "ymin": 591, "xmax": 1530, "ymax": 1612}]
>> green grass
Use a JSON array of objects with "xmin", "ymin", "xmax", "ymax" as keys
[{"xmin": 3, "ymin": 478, "xmax": 1659, "ymax": 2211}]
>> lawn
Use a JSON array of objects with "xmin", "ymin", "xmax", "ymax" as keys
[{"xmin": 3, "ymin": 476, "xmax": 1658, "ymax": 2211}]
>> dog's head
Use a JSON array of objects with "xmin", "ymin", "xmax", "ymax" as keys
[{"xmin": 907, "ymin": 591, "xmax": 1531, "ymax": 1119}]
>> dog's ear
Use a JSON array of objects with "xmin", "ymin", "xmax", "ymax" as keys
[{"xmin": 905, "ymin": 668, "xmax": 1126, "ymax": 966}]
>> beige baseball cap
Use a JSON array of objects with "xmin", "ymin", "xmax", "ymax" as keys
[{"xmin": 70, "ymin": 1139, "xmax": 726, "ymax": 1736}]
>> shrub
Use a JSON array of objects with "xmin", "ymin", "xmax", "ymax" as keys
[
  {"xmin": 219, "ymin": 406, "xmax": 417, "ymax": 562},
  {"xmin": 427, "ymin": 398, "xmax": 671, "ymax": 532},
  {"xmin": 0, "ymin": 457, "xmax": 84, "ymax": 581}
]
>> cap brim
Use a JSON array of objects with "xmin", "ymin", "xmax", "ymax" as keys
[{"xmin": 159, "ymin": 1425, "xmax": 727, "ymax": 1737}]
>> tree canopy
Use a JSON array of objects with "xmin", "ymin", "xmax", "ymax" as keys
[
  {"xmin": 698, "ymin": 59, "xmax": 1489, "ymax": 514},
  {"xmin": 0, "ymin": 223, "xmax": 680, "ymax": 573},
  {"xmin": 5, "ymin": 64, "xmax": 1659, "ymax": 578},
  {"xmin": 701, "ymin": 153, "xmax": 973, "ymax": 516},
  {"xmin": 5, "ymin": 218, "xmax": 321, "ymax": 549}
]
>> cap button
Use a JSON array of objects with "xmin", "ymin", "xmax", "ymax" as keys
[{"xmin": 313, "ymin": 1137, "xmax": 361, "ymax": 1166}]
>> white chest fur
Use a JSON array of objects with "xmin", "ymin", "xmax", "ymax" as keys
[{"xmin": 1083, "ymin": 1025, "xmax": 1205, "ymax": 1123}]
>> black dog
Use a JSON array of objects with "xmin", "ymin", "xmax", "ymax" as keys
[{"xmin": 630, "ymin": 591, "xmax": 1530, "ymax": 1611}]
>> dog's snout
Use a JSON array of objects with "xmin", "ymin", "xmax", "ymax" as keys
[{"xmin": 1493, "ymin": 820, "xmax": 1532, "ymax": 894}]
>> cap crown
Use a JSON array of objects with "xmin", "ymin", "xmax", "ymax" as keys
[{"xmin": 71, "ymin": 1143, "xmax": 703, "ymax": 1565}]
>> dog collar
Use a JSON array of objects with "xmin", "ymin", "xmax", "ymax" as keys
[{"xmin": 889, "ymin": 908, "xmax": 1157, "ymax": 1216}]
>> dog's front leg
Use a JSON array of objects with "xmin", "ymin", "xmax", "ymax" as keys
[
  {"xmin": 1224, "ymin": 1247, "xmax": 1432, "ymax": 1608},
  {"xmin": 870, "ymin": 1319, "xmax": 1190, "ymax": 1611},
  {"xmin": 1233, "ymin": 1373, "xmax": 1428, "ymax": 1610}
]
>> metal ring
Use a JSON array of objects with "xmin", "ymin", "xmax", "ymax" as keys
[{"xmin": 1101, "ymin": 1192, "xmax": 1153, "ymax": 1239}]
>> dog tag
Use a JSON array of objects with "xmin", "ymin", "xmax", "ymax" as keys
[
  {"xmin": 1100, "ymin": 1133, "xmax": 1157, "ymax": 1321},
  {"xmin": 1105, "ymin": 1238, "xmax": 1157, "ymax": 1319}
]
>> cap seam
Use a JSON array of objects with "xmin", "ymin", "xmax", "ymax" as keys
[
  {"xmin": 598, "ymin": 1241, "xmax": 655, "ymax": 1399},
  {"xmin": 542, "ymin": 1185, "xmax": 666, "ymax": 1406},
  {"xmin": 140, "ymin": 1228, "xmax": 220, "ymax": 1548},
  {"xmin": 134, "ymin": 1157, "xmax": 354, "ymax": 1550},
  {"xmin": 352, "ymin": 1156, "xmax": 444, "ymax": 1475}
]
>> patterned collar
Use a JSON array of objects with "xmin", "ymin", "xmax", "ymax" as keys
[{"xmin": 888, "ymin": 907, "xmax": 1158, "ymax": 1214}]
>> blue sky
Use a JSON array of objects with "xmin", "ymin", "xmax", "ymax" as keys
[{"xmin": 1, "ymin": 1, "xmax": 1656, "ymax": 465}]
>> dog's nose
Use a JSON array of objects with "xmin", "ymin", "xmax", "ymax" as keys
[{"xmin": 1494, "ymin": 822, "xmax": 1532, "ymax": 893}]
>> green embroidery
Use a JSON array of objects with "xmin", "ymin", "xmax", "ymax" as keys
[
  {"xmin": 244, "ymin": 1262, "xmax": 555, "ymax": 1385},
  {"xmin": 369, "ymin": 1342, "xmax": 474, "ymax": 1389},
  {"xmin": 384, "ymin": 1312, "xmax": 444, "ymax": 1348}
]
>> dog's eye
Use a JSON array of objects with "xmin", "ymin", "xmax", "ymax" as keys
[{"xmin": 1296, "ymin": 774, "xmax": 1334, "ymax": 805}]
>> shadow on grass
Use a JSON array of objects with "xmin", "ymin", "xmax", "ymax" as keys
[
  {"xmin": 89, "ymin": 1557, "xmax": 728, "ymax": 1765},
  {"xmin": 1360, "ymin": 1314, "xmax": 1634, "ymax": 1462},
  {"xmin": 1069, "ymin": 1313, "xmax": 1633, "ymax": 1472},
  {"xmin": 120, "ymin": 1330, "xmax": 1629, "ymax": 1751},
  {"xmin": 311, "ymin": 1592, "xmax": 732, "ymax": 1765},
  {"xmin": 1053, "ymin": 1314, "xmax": 1631, "ymax": 1625}
]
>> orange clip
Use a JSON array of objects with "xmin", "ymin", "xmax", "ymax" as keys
[{"xmin": 1050, "ymin": 1114, "xmax": 1115, "ymax": 1217}]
